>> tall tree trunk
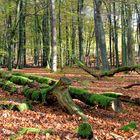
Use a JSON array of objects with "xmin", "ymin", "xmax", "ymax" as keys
[
  {"xmin": 113, "ymin": 2, "xmax": 119, "ymax": 67},
  {"xmin": 94, "ymin": 0, "xmax": 110, "ymax": 70},
  {"xmin": 58, "ymin": 0, "xmax": 63, "ymax": 69},
  {"xmin": 78, "ymin": 0, "xmax": 84, "ymax": 61},
  {"xmin": 17, "ymin": 0, "xmax": 24, "ymax": 69},
  {"xmin": 71, "ymin": 5, "xmax": 76, "ymax": 65},
  {"xmin": 23, "ymin": 0, "xmax": 27, "ymax": 67},
  {"xmin": 121, "ymin": 3, "xmax": 127, "ymax": 66},
  {"xmin": 50, "ymin": 0, "xmax": 57, "ymax": 72},
  {"xmin": 135, "ymin": 4, "xmax": 140, "ymax": 63},
  {"xmin": 127, "ymin": 4, "xmax": 135, "ymax": 66},
  {"xmin": 107, "ymin": 4, "xmax": 113, "ymax": 66},
  {"xmin": 7, "ymin": 15, "xmax": 12, "ymax": 71},
  {"xmin": 33, "ymin": 0, "xmax": 41, "ymax": 66},
  {"xmin": 42, "ymin": 0, "xmax": 50, "ymax": 68},
  {"xmin": 66, "ymin": 21, "xmax": 70, "ymax": 66}
]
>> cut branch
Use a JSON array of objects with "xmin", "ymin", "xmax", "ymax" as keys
[{"xmin": 123, "ymin": 83, "xmax": 140, "ymax": 89}]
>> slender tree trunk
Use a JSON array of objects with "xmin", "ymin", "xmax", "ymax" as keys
[
  {"xmin": 23, "ymin": 0, "xmax": 27, "ymax": 67},
  {"xmin": 17, "ymin": 0, "xmax": 24, "ymax": 69},
  {"xmin": 108, "ymin": 4, "xmax": 113, "ymax": 66},
  {"xmin": 113, "ymin": 3, "xmax": 119, "ymax": 67},
  {"xmin": 66, "ymin": 21, "xmax": 70, "ymax": 66},
  {"xmin": 50, "ymin": 0, "xmax": 57, "ymax": 72},
  {"xmin": 58, "ymin": 0, "xmax": 63, "ymax": 69},
  {"xmin": 71, "ymin": 5, "xmax": 76, "ymax": 65},
  {"xmin": 94, "ymin": 0, "xmax": 110, "ymax": 70},
  {"xmin": 78, "ymin": 0, "xmax": 84, "ymax": 61},
  {"xmin": 135, "ymin": 4, "xmax": 140, "ymax": 63},
  {"xmin": 7, "ymin": 15, "xmax": 12, "ymax": 71},
  {"xmin": 127, "ymin": 4, "xmax": 135, "ymax": 66},
  {"xmin": 121, "ymin": 3, "xmax": 127, "ymax": 66},
  {"xmin": 42, "ymin": 0, "xmax": 50, "ymax": 67},
  {"xmin": 33, "ymin": 0, "xmax": 41, "ymax": 66}
]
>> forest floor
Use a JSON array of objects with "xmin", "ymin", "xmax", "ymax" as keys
[{"xmin": 0, "ymin": 67, "xmax": 140, "ymax": 140}]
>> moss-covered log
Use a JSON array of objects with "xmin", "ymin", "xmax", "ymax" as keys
[
  {"xmin": 69, "ymin": 88, "xmax": 122, "ymax": 112},
  {"xmin": 102, "ymin": 92, "xmax": 140, "ymax": 106},
  {"xmin": 73, "ymin": 57, "xmax": 140, "ymax": 79},
  {"xmin": 13, "ymin": 72, "xmax": 56, "ymax": 85},
  {"xmin": 0, "ymin": 79, "xmax": 17, "ymax": 94},
  {"xmin": 100, "ymin": 65, "xmax": 140, "ymax": 78},
  {"xmin": 22, "ymin": 86, "xmax": 52, "ymax": 104}
]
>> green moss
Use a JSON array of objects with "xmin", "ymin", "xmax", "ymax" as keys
[
  {"xmin": 69, "ymin": 87, "xmax": 91, "ymax": 102},
  {"xmin": 31, "ymin": 90, "xmax": 40, "ymax": 101},
  {"xmin": 22, "ymin": 87, "xmax": 52, "ymax": 103},
  {"xmin": 13, "ymin": 72, "xmax": 56, "ymax": 85},
  {"xmin": 121, "ymin": 121, "xmax": 137, "ymax": 131},
  {"xmin": 69, "ymin": 88, "xmax": 115, "ymax": 107},
  {"xmin": 10, "ymin": 75, "xmax": 33, "ymax": 85},
  {"xmin": 22, "ymin": 87, "xmax": 31, "ymax": 98},
  {"xmin": 13, "ymin": 72, "xmax": 28, "ymax": 77},
  {"xmin": 2, "ymin": 81, "xmax": 17, "ymax": 93},
  {"xmin": 89, "ymin": 94, "xmax": 114, "ymax": 107},
  {"xmin": 0, "ymin": 70, "xmax": 12, "ymax": 79},
  {"xmin": 77, "ymin": 122, "xmax": 93, "ymax": 139},
  {"xmin": 17, "ymin": 103, "xmax": 30, "ymax": 112}
]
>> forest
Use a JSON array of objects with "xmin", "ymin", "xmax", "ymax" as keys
[{"xmin": 0, "ymin": 0, "xmax": 140, "ymax": 139}]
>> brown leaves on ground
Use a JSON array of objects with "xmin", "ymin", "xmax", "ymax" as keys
[{"xmin": 0, "ymin": 67, "xmax": 139, "ymax": 139}]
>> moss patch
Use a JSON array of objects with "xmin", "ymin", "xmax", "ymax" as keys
[
  {"xmin": 69, "ymin": 88, "xmax": 115, "ymax": 107},
  {"xmin": 13, "ymin": 72, "xmax": 56, "ymax": 85},
  {"xmin": 121, "ymin": 121, "xmax": 137, "ymax": 131},
  {"xmin": 77, "ymin": 122, "xmax": 93, "ymax": 139},
  {"xmin": 10, "ymin": 75, "xmax": 33, "ymax": 85},
  {"xmin": 2, "ymin": 80, "xmax": 17, "ymax": 94}
]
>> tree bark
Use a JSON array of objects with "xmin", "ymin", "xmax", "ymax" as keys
[
  {"xmin": 94, "ymin": 0, "xmax": 109, "ymax": 70},
  {"xmin": 50, "ymin": 0, "xmax": 57, "ymax": 72}
]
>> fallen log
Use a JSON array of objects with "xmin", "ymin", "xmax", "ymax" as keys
[
  {"xmin": 0, "ymin": 78, "xmax": 17, "ymax": 94},
  {"xmin": 73, "ymin": 57, "xmax": 140, "ymax": 79},
  {"xmin": 13, "ymin": 72, "xmax": 56, "ymax": 85},
  {"xmin": 101, "ymin": 92, "xmax": 140, "ymax": 106},
  {"xmin": 69, "ymin": 88, "xmax": 122, "ymax": 112}
]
